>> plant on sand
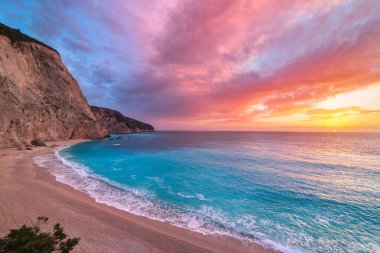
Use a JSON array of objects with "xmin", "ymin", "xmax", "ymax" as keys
[{"xmin": 0, "ymin": 216, "xmax": 79, "ymax": 253}]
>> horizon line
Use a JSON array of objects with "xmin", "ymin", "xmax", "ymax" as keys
[{"xmin": 144, "ymin": 130, "xmax": 380, "ymax": 134}]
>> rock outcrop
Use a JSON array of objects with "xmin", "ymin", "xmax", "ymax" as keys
[
  {"xmin": 90, "ymin": 106, "xmax": 154, "ymax": 134},
  {"xmin": 0, "ymin": 23, "xmax": 109, "ymax": 148}
]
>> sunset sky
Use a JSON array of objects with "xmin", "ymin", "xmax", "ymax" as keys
[{"xmin": 1, "ymin": 0, "xmax": 380, "ymax": 131}]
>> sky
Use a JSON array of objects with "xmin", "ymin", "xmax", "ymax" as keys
[{"xmin": 1, "ymin": 0, "xmax": 380, "ymax": 132}]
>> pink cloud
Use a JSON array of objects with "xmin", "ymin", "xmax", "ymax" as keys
[
  {"xmin": 111, "ymin": 0, "xmax": 380, "ymax": 130},
  {"xmin": 4, "ymin": 0, "xmax": 379, "ymax": 129}
]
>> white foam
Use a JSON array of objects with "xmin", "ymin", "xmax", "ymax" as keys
[
  {"xmin": 33, "ymin": 145, "xmax": 311, "ymax": 253},
  {"xmin": 177, "ymin": 192, "xmax": 207, "ymax": 201}
]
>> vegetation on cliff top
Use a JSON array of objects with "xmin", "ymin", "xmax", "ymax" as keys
[{"xmin": 0, "ymin": 22, "xmax": 58, "ymax": 53}]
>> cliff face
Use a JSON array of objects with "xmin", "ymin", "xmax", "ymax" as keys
[
  {"xmin": 0, "ymin": 24, "xmax": 108, "ymax": 148},
  {"xmin": 90, "ymin": 106, "xmax": 154, "ymax": 134}
]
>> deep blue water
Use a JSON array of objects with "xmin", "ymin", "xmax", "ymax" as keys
[{"xmin": 38, "ymin": 132, "xmax": 379, "ymax": 252}]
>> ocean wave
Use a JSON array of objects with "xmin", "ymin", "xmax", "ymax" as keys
[
  {"xmin": 33, "ymin": 146, "xmax": 312, "ymax": 253},
  {"xmin": 177, "ymin": 192, "xmax": 207, "ymax": 201}
]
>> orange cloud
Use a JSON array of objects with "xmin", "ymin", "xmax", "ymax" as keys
[
  {"xmin": 4, "ymin": 0, "xmax": 379, "ymax": 131},
  {"xmin": 306, "ymin": 107, "xmax": 380, "ymax": 120}
]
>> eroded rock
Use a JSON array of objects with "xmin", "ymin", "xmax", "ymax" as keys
[
  {"xmin": 90, "ymin": 106, "xmax": 154, "ymax": 134},
  {"xmin": 31, "ymin": 139, "xmax": 46, "ymax": 146},
  {"xmin": 0, "ymin": 23, "xmax": 108, "ymax": 148}
]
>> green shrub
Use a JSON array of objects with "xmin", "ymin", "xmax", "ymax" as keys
[
  {"xmin": 0, "ymin": 23, "xmax": 58, "ymax": 53},
  {"xmin": 0, "ymin": 217, "xmax": 79, "ymax": 253}
]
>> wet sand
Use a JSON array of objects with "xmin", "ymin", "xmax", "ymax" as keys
[{"xmin": 0, "ymin": 139, "xmax": 278, "ymax": 253}]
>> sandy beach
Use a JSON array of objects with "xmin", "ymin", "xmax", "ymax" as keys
[{"xmin": 0, "ymin": 140, "xmax": 277, "ymax": 253}]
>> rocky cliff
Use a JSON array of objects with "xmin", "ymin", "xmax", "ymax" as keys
[
  {"xmin": 0, "ymin": 23, "xmax": 108, "ymax": 148},
  {"xmin": 90, "ymin": 106, "xmax": 154, "ymax": 134}
]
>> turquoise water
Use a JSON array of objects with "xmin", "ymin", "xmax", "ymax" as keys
[{"xmin": 39, "ymin": 132, "xmax": 379, "ymax": 252}]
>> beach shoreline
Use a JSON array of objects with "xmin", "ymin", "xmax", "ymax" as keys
[{"xmin": 0, "ymin": 139, "xmax": 277, "ymax": 253}]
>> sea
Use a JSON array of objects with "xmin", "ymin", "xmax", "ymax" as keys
[{"xmin": 35, "ymin": 132, "xmax": 380, "ymax": 253}]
